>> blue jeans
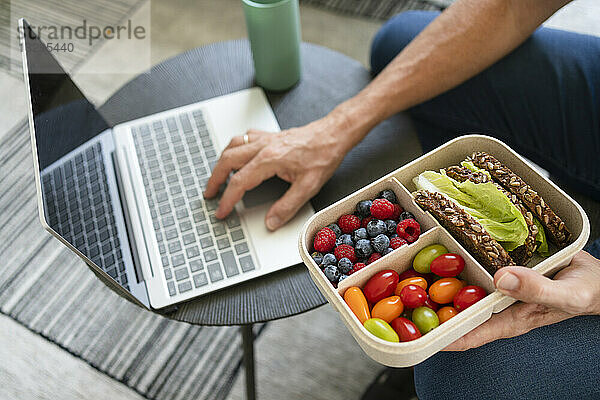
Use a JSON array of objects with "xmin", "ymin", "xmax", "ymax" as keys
[
  {"xmin": 370, "ymin": 11, "xmax": 600, "ymax": 400},
  {"xmin": 371, "ymin": 11, "xmax": 600, "ymax": 201}
]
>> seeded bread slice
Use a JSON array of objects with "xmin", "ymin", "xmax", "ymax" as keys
[
  {"xmin": 445, "ymin": 166, "xmax": 538, "ymax": 265},
  {"xmin": 468, "ymin": 152, "xmax": 571, "ymax": 247},
  {"xmin": 414, "ymin": 190, "xmax": 515, "ymax": 275}
]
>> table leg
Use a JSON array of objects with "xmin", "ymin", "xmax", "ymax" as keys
[{"xmin": 241, "ymin": 324, "xmax": 256, "ymax": 400}]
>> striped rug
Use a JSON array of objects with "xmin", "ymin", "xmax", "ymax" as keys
[
  {"xmin": 0, "ymin": 119, "xmax": 267, "ymax": 399},
  {"xmin": 0, "ymin": 0, "xmax": 147, "ymax": 77}
]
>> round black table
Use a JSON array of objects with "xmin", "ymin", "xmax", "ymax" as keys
[{"xmin": 99, "ymin": 39, "xmax": 420, "ymax": 399}]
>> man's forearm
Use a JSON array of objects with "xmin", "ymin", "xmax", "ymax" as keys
[{"xmin": 331, "ymin": 0, "xmax": 571, "ymax": 150}]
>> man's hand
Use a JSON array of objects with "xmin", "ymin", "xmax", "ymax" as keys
[
  {"xmin": 444, "ymin": 250, "xmax": 600, "ymax": 351},
  {"xmin": 203, "ymin": 114, "xmax": 358, "ymax": 231}
]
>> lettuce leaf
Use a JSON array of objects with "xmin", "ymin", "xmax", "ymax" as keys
[
  {"xmin": 534, "ymin": 218, "xmax": 550, "ymax": 256},
  {"xmin": 413, "ymin": 170, "xmax": 528, "ymax": 251}
]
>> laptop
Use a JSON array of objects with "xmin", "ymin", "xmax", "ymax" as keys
[{"xmin": 19, "ymin": 18, "xmax": 314, "ymax": 310}]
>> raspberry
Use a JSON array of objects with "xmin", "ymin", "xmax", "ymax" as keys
[
  {"xmin": 396, "ymin": 218, "xmax": 421, "ymax": 243},
  {"xmin": 370, "ymin": 199, "xmax": 394, "ymax": 220},
  {"xmin": 391, "ymin": 204, "xmax": 403, "ymax": 220},
  {"xmin": 361, "ymin": 216, "xmax": 374, "ymax": 229},
  {"xmin": 350, "ymin": 262, "xmax": 366, "ymax": 274},
  {"xmin": 390, "ymin": 237, "xmax": 408, "ymax": 249},
  {"xmin": 313, "ymin": 227, "xmax": 336, "ymax": 253},
  {"xmin": 334, "ymin": 244, "xmax": 357, "ymax": 263},
  {"xmin": 367, "ymin": 253, "xmax": 382, "ymax": 264},
  {"xmin": 337, "ymin": 214, "xmax": 361, "ymax": 234}
]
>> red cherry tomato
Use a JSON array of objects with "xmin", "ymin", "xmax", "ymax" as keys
[
  {"xmin": 363, "ymin": 270, "xmax": 400, "ymax": 304},
  {"xmin": 391, "ymin": 317, "xmax": 422, "ymax": 342},
  {"xmin": 423, "ymin": 295, "xmax": 440, "ymax": 312},
  {"xmin": 397, "ymin": 269, "xmax": 434, "ymax": 286},
  {"xmin": 399, "ymin": 284, "xmax": 427, "ymax": 308},
  {"xmin": 454, "ymin": 285, "xmax": 487, "ymax": 311},
  {"xmin": 430, "ymin": 253, "xmax": 465, "ymax": 277}
]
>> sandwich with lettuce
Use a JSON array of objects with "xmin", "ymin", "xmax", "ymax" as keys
[{"xmin": 412, "ymin": 152, "xmax": 571, "ymax": 274}]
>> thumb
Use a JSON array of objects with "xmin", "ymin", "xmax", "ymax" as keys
[
  {"xmin": 265, "ymin": 178, "xmax": 316, "ymax": 231},
  {"xmin": 494, "ymin": 266, "xmax": 580, "ymax": 314}
]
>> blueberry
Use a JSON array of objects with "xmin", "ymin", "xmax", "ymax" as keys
[
  {"xmin": 321, "ymin": 253, "xmax": 337, "ymax": 267},
  {"xmin": 399, "ymin": 211, "xmax": 415, "ymax": 221},
  {"xmin": 311, "ymin": 251, "xmax": 323, "ymax": 265},
  {"xmin": 352, "ymin": 227, "xmax": 368, "ymax": 242},
  {"xmin": 355, "ymin": 239, "xmax": 373, "ymax": 258},
  {"xmin": 367, "ymin": 219, "xmax": 387, "ymax": 237},
  {"xmin": 390, "ymin": 233, "xmax": 399, "ymax": 239},
  {"xmin": 379, "ymin": 189, "xmax": 397, "ymax": 204},
  {"xmin": 355, "ymin": 200, "xmax": 372, "ymax": 218},
  {"xmin": 371, "ymin": 234, "xmax": 390, "ymax": 253},
  {"xmin": 323, "ymin": 265, "xmax": 340, "ymax": 283},
  {"xmin": 338, "ymin": 274, "xmax": 349, "ymax": 284},
  {"xmin": 382, "ymin": 247, "xmax": 393, "ymax": 256},
  {"xmin": 338, "ymin": 257, "xmax": 353, "ymax": 274},
  {"xmin": 336, "ymin": 234, "xmax": 354, "ymax": 247},
  {"xmin": 385, "ymin": 220, "xmax": 397, "ymax": 236},
  {"xmin": 327, "ymin": 223, "xmax": 342, "ymax": 238}
]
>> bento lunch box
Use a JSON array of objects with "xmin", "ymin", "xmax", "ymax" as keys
[{"xmin": 298, "ymin": 134, "xmax": 590, "ymax": 367}]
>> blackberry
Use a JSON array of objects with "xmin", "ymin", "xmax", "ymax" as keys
[
  {"xmin": 323, "ymin": 265, "xmax": 340, "ymax": 283},
  {"xmin": 327, "ymin": 223, "xmax": 342, "ymax": 238},
  {"xmin": 399, "ymin": 211, "xmax": 415, "ymax": 221},
  {"xmin": 385, "ymin": 219, "xmax": 397, "ymax": 236},
  {"xmin": 311, "ymin": 252, "xmax": 324, "ymax": 265},
  {"xmin": 355, "ymin": 200, "xmax": 373, "ymax": 218},
  {"xmin": 338, "ymin": 257, "xmax": 353, "ymax": 274},
  {"xmin": 352, "ymin": 228, "xmax": 368, "ymax": 242},
  {"xmin": 371, "ymin": 234, "xmax": 390, "ymax": 254},
  {"xmin": 379, "ymin": 189, "xmax": 397, "ymax": 204},
  {"xmin": 390, "ymin": 233, "xmax": 399, "ymax": 239},
  {"xmin": 367, "ymin": 219, "xmax": 387, "ymax": 237},
  {"xmin": 321, "ymin": 253, "xmax": 337, "ymax": 267},
  {"xmin": 355, "ymin": 239, "xmax": 373, "ymax": 258},
  {"xmin": 336, "ymin": 234, "xmax": 354, "ymax": 247},
  {"xmin": 382, "ymin": 247, "xmax": 393, "ymax": 256},
  {"xmin": 338, "ymin": 274, "xmax": 349, "ymax": 284}
]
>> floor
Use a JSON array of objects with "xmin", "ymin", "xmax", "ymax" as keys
[{"xmin": 1, "ymin": 0, "xmax": 599, "ymax": 399}]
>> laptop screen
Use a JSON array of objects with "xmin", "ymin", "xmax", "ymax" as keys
[
  {"xmin": 22, "ymin": 20, "xmax": 143, "ymax": 300},
  {"xmin": 22, "ymin": 21, "xmax": 109, "ymax": 170}
]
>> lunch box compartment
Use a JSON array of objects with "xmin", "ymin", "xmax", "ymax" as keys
[
  {"xmin": 299, "ymin": 135, "xmax": 589, "ymax": 367},
  {"xmin": 303, "ymin": 177, "xmax": 439, "ymax": 286}
]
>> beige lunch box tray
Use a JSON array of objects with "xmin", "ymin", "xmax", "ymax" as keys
[{"xmin": 298, "ymin": 134, "xmax": 590, "ymax": 367}]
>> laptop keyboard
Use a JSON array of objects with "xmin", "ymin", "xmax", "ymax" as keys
[
  {"xmin": 131, "ymin": 110, "xmax": 255, "ymax": 297},
  {"xmin": 41, "ymin": 142, "xmax": 129, "ymax": 290}
]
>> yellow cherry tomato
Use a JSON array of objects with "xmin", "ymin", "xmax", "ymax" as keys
[
  {"xmin": 363, "ymin": 318, "xmax": 400, "ymax": 342},
  {"xmin": 394, "ymin": 277, "xmax": 428, "ymax": 295},
  {"xmin": 428, "ymin": 278, "xmax": 463, "ymax": 304},
  {"xmin": 344, "ymin": 286, "xmax": 371, "ymax": 324},
  {"xmin": 371, "ymin": 296, "xmax": 404, "ymax": 323},
  {"xmin": 437, "ymin": 306, "xmax": 458, "ymax": 324}
]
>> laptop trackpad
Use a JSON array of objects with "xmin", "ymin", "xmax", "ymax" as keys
[{"xmin": 242, "ymin": 177, "xmax": 290, "ymax": 208}]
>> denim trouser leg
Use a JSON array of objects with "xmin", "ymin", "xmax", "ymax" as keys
[
  {"xmin": 370, "ymin": 11, "xmax": 600, "ymax": 201},
  {"xmin": 370, "ymin": 11, "xmax": 600, "ymax": 400}
]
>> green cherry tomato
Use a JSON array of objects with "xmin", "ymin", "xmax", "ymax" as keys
[
  {"xmin": 411, "ymin": 306, "xmax": 440, "ymax": 334},
  {"xmin": 413, "ymin": 244, "xmax": 448, "ymax": 274},
  {"xmin": 364, "ymin": 318, "xmax": 400, "ymax": 343}
]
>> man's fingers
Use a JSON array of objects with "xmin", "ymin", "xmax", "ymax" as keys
[
  {"xmin": 214, "ymin": 158, "xmax": 275, "ymax": 218},
  {"xmin": 264, "ymin": 177, "xmax": 319, "ymax": 231},
  {"xmin": 494, "ymin": 266, "xmax": 584, "ymax": 314},
  {"xmin": 203, "ymin": 142, "xmax": 262, "ymax": 198},
  {"xmin": 224, "ymin": 129, "xmax": 272, "ymax": 150},
  {"xmin": 443, "ymin": 302, "xmax": 570, "ymax": 351}
]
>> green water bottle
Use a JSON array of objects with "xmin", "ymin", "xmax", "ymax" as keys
[{"xmin": 241, "ymin": 0, "xmax": 302, "ymax": 91}]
